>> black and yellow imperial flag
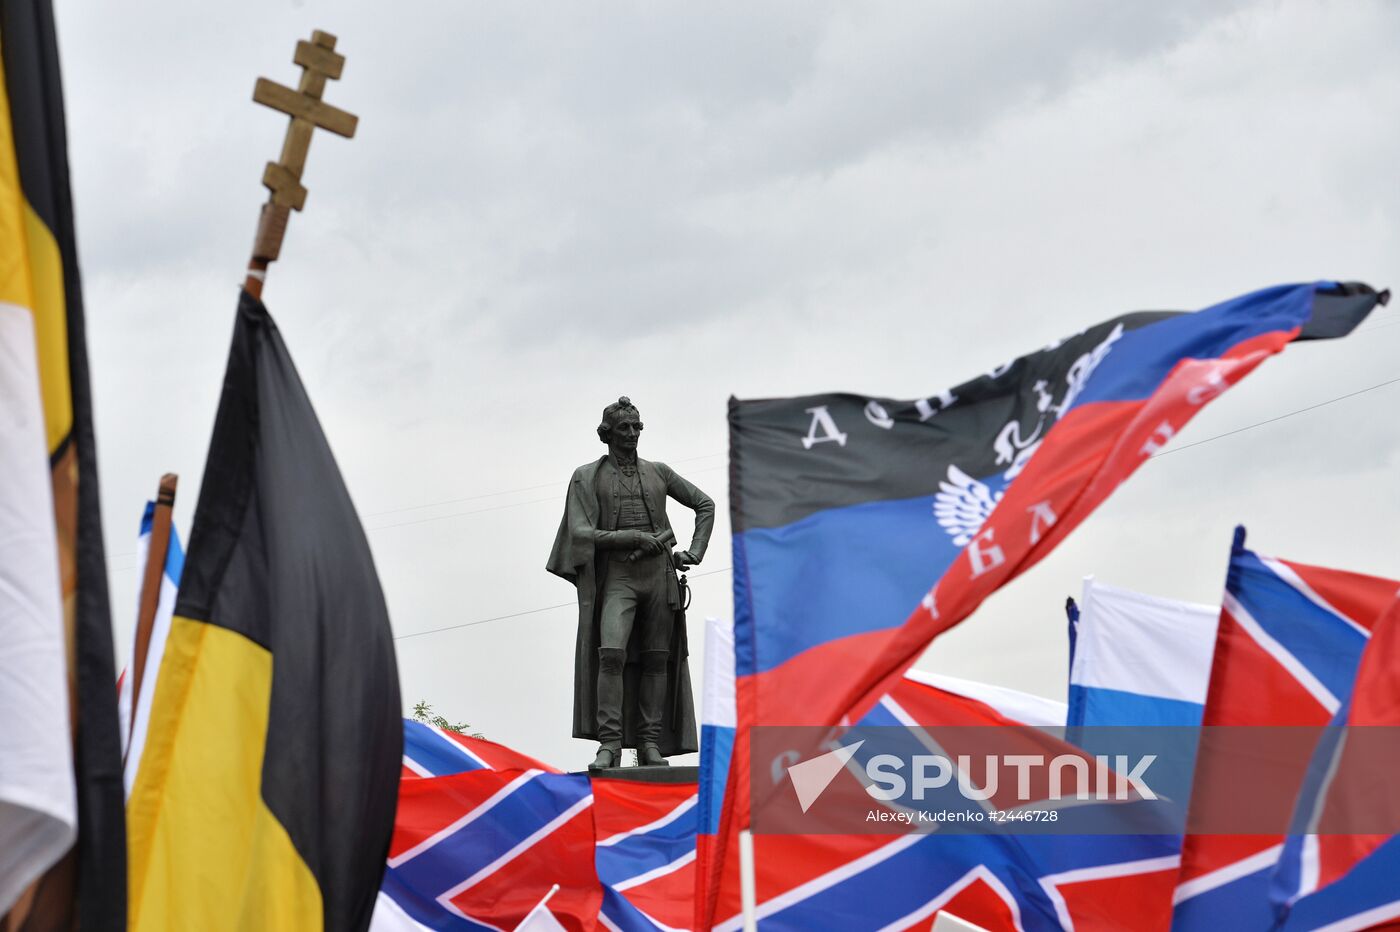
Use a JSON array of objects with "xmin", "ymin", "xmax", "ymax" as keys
[
  {"xmin": 1, "ymin": 1, "xmax": 127, "ymax": 929},
  {"xmin": 126, "ymin": 291, "xmax": 403, "ymax": 932}
]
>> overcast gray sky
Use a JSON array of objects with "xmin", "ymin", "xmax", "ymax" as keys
[{"xmin": 57, "ymin": 1, "xmax": 1400, "ymax": 769}]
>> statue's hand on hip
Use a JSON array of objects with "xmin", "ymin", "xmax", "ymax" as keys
[{"xmin": 673, "ymin": 550, "xmax": 699, "ymax": 570}]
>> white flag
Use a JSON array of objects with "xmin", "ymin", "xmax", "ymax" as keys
[{"xmin": 0, "ymin": 304, "xmax": 77, "ymax": 913}]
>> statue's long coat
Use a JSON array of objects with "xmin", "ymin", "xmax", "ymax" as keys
[{"xmin": 547, "ymin": 455, "xmax": 712, "ymax": 755}]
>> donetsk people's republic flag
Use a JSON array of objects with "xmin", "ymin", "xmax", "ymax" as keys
[
  {"xmin": 126, "ymin": 291, "xmax": 402, "ymax": 932},
  {"xmin": 729, "ymin": 282, "xmax": 1385, "ymax": 735},
  {"xmin": 0, "ymin": 2, "xmax": 126, "ymax": 927},
  {"xmin": 703, "ymin": 281, "xmax": 1387, "ymax": 930}
]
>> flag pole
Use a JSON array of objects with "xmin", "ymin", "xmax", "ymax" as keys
[
  {"xmin": 127, "ymin": 473, "xmax": 176, "ymax": 747},
  {"xmin": 739, "ymin": 829, "xmax": 758, "ymax": 932},
  {"xmin": 243, "ymin": 30, "xmax": 358, "ymax": 299}
]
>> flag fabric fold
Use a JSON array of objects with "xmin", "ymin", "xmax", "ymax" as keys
[
  {"xmin": 1, "ymin": 1, "xmax": 125, "ymax": 925},
  {"xmin": 126, "ymin": 291, "xmax": 402, "ymax": 932},
  {"xmin": 712, "ymin": 281, "xmax": 1384, "ymax": 931}
]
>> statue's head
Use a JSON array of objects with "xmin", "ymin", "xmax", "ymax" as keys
[{"xmin": 598, "ymin": 396, "xmax": 643, "ymax": 451}]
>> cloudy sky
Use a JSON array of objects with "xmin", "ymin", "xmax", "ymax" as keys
[{"xmin": 55, "ymin": 1, "xmax": 1400, "ymax": 769}]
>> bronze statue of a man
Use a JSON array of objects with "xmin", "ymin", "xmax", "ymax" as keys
[{"xmin": 547, "ymin": 397, "xmax": 714, "ymax": 770}]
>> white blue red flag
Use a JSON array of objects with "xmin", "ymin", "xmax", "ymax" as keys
[
  {"xmin": 1173, "ymin": 528, "xmax": 1399, "ymax": 930},
  {"xmin": 711, "ymin": 281, "xmax": 1385, "ymax": 931},
  {"xmin": 1059, "ymin": 578, "xmax": 1219, "ymax": 928},
  {"xmin": 1067, "ymin": 577, "xmax": 1217, "ymax": 731},
  {"xmin": 697, "ymin": 616, "xmax": 737, "ymax": 931}
]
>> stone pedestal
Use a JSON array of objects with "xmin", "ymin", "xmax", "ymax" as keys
[{"xmin": 577, "ymin": 765, "xmax": 699, "ymax": 784}]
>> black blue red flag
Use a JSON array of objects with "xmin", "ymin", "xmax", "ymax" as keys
[{"xmin": 702, "ymin": 281, "xmax": 1386, "ymax": 929}]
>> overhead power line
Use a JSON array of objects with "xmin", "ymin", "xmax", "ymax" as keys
[
  {"xmin": 361, "ymin": 450, "xmax": 726, "ymax": 520},
  {"xmin": 105, "ymin": 366, "xmax": 1399, "ymax": 572},
  {"xmin": 1152, "ymin": 374, "xmax": 1400, "ymax": 458},
  {"xmin": 1355, "ymin": 316, "xmax": 1400, "ymax": 334},
  {"xmin": 105, "ymin": 451, "xmax": 727, "ymax": 561},
  {"xmin": 391, "ymin": 565, "xmax": 734, "ymax": 641},
  {"xmin": 365, "ymin": 463, "xmax": 727, "ymax": 533},
  {"xmin": 384, "ymin": 371, "xmax": 1400, "ymax": 644}
]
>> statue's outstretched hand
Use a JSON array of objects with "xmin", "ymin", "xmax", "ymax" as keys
[{"xmin": 673, "ymin": 550, "xmax": 699, "ymax": 570}]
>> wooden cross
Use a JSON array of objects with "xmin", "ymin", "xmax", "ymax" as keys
[{"xmin": 244, "ymin": 29, "xmax": 359, "ymax": 299}]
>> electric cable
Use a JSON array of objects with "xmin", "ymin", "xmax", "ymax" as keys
[
  {"xmin": 105, "ymin": 370, "xmax": 1400, "ymax": 573},
  {"xmin": 391, "ymin": 565, "xmax": 734, "ymax": 641}
]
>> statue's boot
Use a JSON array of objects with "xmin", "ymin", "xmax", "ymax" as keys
[
  {"xmin": 592, "ymin": 647, "xmax": 626, "ymax": 771},
  {"xmin": 638, "ymin": 650, "xmax": 670, "ymax": 767},
  {"xmin": 589, "ymin": 746, "xmax": 619, "ymax": 771}
]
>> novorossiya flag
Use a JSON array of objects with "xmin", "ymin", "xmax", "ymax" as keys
[
  {"xmin": 702, "ymin": 281, "xmax": 1388, "ymax": 930},
  {"xmin": 126, "ymin": 291, "xmax": 402, "ymax": 932},
  {"xmin": 0, "ymin": 2, "xmax": 126, "ymax": 927},
  {"xmin": 382, "ymin": 720, "xmax": 698, "ymax": 931},
  {"xmin": 1173, "ymin": 528, "xmax": 1398, "ymax": 929},
  {"xmin": 1269, "ymin": 589, "xmax": 1400, "ymax": 929}
]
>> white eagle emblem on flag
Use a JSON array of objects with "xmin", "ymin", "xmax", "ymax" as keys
[{"xmin": 932, "ymin": 465, "xmax": 1003, "ymax": 546}]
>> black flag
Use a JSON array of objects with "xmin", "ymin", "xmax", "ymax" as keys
[{"xmin": 126, "ymin": 292, "xmax": 402, "ymax": 932}]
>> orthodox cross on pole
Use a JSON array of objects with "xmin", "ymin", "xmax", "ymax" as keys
[{"xmin": 244, "ymin": 29, "xmax": 358, "ymax": 299}]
